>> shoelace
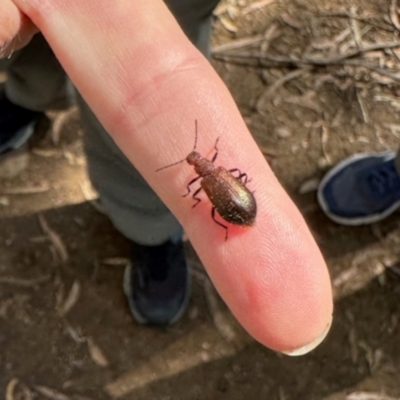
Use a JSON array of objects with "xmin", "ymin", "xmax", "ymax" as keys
[{"xmin": 367, "ymin": 162, "xmax": 400, "ymax": 196}]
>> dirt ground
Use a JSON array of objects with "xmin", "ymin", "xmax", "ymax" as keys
[{"xmin": 2, "ymin": 0, "xmax": 400, "ymax": 399}]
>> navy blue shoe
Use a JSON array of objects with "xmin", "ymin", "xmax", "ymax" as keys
[
  {"xmin": 0, "ymin": 92, "xmax": 42, "ymax": 155},
  {"xmin": 318, "ymin": 151, "xmax": 400, "ymax": 225},
  {"xmin": 123, "ymin": 238, "xmax": 190, "ymax": 326}
]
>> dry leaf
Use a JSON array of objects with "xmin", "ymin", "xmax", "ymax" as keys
[
  {"xmin": 101, "ymin": 257, "xmax": 130, "ymax": 267},
  {"xmin": 219, "ymin": 16, "xmax": 238, "ymax": 33},
  {"xmin": 1, "ymin": 184, "xmax": 50, "ymax": 195},
  {"xmin": 280, "ymin": 13, "xmax": 302, "ymax": 29},
  {"xmin": 346, "ymin": 391, "xmax": 398, "ymax": 400},
  {"xmin": 0, "ymin": 275, "xmax": 51, "ymax": 287},
  {"xmin": 298, "ymin": 177, "xmax": 320, "ymax": 194},
  {"xmin": 243, "ymin": 0, "xmax": 275, "ymax": 15},
  {"xmin": 87, "ymin": 338, "xmax": 109, "ymax": 367},
  {"xmin": 51, "ymin": 107, "xmax": 78, "ymax": 146},
  {"xmin": 32, "ymin": 148, "xmax": 61, "ymax": 158},
  {"xmin": 58, "ymin": 281, "xmax": 81, "ymax": 317},
  {"xmin": 39, "ymin": 214, "xmax": 69, "ymax": 262},
  {"xmin": 212, "ymin": 35, "xmax": 263, "ymax": 54},
  {"xmin": 6, "ymin": 378, "xmax": 19, "ymax": 400},
  {"xmin": 34, "ymin": 386, "xmax": 71, "ymax": 400}
]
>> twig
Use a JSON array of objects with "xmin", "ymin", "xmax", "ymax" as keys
[
  {"xmin": 316, "ymin": 12, "xmax": 394, "ymax": 32},
  {"xmin": 349, "ymin": 6, "xmax": 362, "ymax": 50},
  {"xmin": 34, "ymin": 386, "xmax": 71, "ymax": 400},
  {"xmin": 281, "ymin": 13, "xmax": 302, "ymax": 30},
  {"xmin": 242, "ymin": 0, "xmax": 275, "ymax": 15},
  {"xmin": 343, "ymin": 59, "xmax": 400, "ymax": 82},
  {"xmin": 38, "ymin": 214, "xmax": 69, "ymax": 262},
  {"xmin": 311, "ymin": 28, "xmax": 351, "ymax": 50},
  {"xmin": 346, "ymin": 391, "xmax": 399, "ymax": 400},
  {"xmin": 356, "ymin": 88, "xmax": 369, "ymax": 123},
  {"xmin": 321, "ymin": 125, "xmax": 331, "ymax": 163},
  {"xmin": 0, "ymin": 275, "xmax": 51, "ymax": 287},
  {"xmin": 58, "ymin": 280, "xmax": 81, "ymax": 317},
  {"xmin": 32, "ymin": 148, "xmax": 61, "ymax": 158},
  {"xmin": 101, "ymin": 257, "xmax": 130, "ymax": 267},
  {"xmin": 218, "ymin": 41, "xmax": 400, "ymax": 65},
  {"xmin": 0, "ymin": 184, "xmax": 50, "ymax": 195},
  {"xmin": 390, "ymin": 0, "xmax": 400, "ymax": 31},
  {"xmin": 51, "ymin": 107, "xmax": 78, "ymax": 146},
  {"xmin": 219, "ymin": 15, "xmax": 238, "ymax": 33},
  {"xmin": 339, "ymin": 25, "xmax": 373, "ymax": 54},
  {"xmin": 6, "ymin": 378, "xmax": 19, "ymax": 400},
  {"xmin": 261, "ymin": 22, "xmax": 280, "ymax": 53},
  {"xmin": 212, "ymin": 35, "xmax": 263, "ymax": 53},
  {"xmin": 215, "ymin": 50, "xmax": 400, "ymax": 83},
  {"xmin": 262, "ymin": 68, "xmax": 311, "ymax": 98},
  {"xmin": 87, "ymin": 337, "xmax": 109, "ymax": 367},
  {"xmin": 64, "ymin": 323, "xmax": 86, "ymax": 343},
  {"xmin": 374, "ymin": 95, "xmax": 400, "ymax": 110},
  {"xmin": 383, "ymin": 123, "xmax": 400, "ymax": 139}
]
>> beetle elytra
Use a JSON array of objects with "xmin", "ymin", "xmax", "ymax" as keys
[{"xmin": 156, "ymin": 121, "xmax": 257, "ymax": 239}]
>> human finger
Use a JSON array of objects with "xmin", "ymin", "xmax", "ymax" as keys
[
  {"xmin": 0, "ymin": 0, "xmax": 37, "ymax": 58},
  {"xmin": 14, "ymin": 0, "xmax": 333, "ymax": 353}
]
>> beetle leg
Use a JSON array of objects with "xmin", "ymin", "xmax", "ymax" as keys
[
  {"xmin": 229, "ymin": 168, "xmax": 250, "ymax": 184},
  {"xmin": 191, "ymin": 187, "xmax": 203, "ymax": 208},
  {"xmin": 211, "ymin": 207, "xmax": 228, "ymax": 241},
  {"xmin": 182, "ymin": 175, "xmax": 202, "ymax": 197},
  {"xmin": 211, "ymin": 137, "xmax": 220, "ymax": 163}
]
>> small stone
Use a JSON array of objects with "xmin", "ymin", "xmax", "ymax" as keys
[
  {"xmin": 275, "ymin": 126, "xmax": 292, "ymax": 138},
  {"xmin": 0, "ymin": 148, "xmax": 30, "ymax": 179}
]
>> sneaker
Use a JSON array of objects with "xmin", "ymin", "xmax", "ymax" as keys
[
  {"xmin": 123, "ymin": 238, "xmax": 190, "ymax": 325},
  {"xmin": 0, "ymin": 92, "xmax": 42, "ymax": 155},
  {"xmin": 317, "ymin": 151, "xmax": 400, "ymax": 225}
]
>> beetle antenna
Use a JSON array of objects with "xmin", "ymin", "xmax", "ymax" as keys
[
  {"xmin": 156, "ymin": 120, "xmax": 198, "ymax": 172},
  {"xmin": 155, "ymin": 158, "xmax": 186, "ymax": 172},
  {"xmin": 193, "ymin": 119, "xmax": 198, "ymax": 151}
]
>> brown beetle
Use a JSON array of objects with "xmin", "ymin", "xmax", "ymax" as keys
[{"xmin": 156, "ymin": 121, "xmax": 257, "ymax": 239}]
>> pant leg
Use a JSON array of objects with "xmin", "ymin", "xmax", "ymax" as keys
[
  {"xmin": 0, "ymin": 34, "xmax": 70, "ymax": 111},
  {"xmin": 1, "ymin": 0, "xmax": 219, "ymax": 246},
  {"xmin": 79, "ymin": 95, "xmax": 184, "ymax": 245},
  {"xmin": 80, "ymin": 0, "xmax": 219, "ymax": 245},
  {"xmin": 395, "ymin": 149, "xmax": 400, "ymax": 175},
  {"xmin": 166, "ymin": 0, "xmax": 220, "ymax": 56}
]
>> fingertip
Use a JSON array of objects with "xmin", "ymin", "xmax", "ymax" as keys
[{"xmin": 282, "ymin": 315, "xmax": 332, "ymax": 356}]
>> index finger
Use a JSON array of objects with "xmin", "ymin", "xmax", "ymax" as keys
[{"xmin": 13, "ymin": 0, "xmax": 333, "ymax": 353}]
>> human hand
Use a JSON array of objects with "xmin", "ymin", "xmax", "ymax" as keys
[
  {"xmin": 13, "ymin": 0, "xmax": 333, "ymax": 355},
  {"xmin": 0, "ymin": 0, "xmax": 37, "ymax": 58}
]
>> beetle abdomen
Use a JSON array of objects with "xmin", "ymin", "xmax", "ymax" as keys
[{"xmin": 201, "ymin": 168, "xmax": 256, "ymax": 226}]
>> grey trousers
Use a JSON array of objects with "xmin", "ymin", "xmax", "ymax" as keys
[{"xmin": 0, "ymin": 0, "xmax": 219, "ymax": 245}]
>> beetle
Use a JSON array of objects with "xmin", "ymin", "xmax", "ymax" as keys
[{"xmin": 156, "ymin": 121, "xmax": 257, "ymax": 239}]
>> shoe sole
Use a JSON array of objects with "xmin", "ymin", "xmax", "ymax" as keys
[
  {"xmin": 0, "ymin": 120, "xmax": 37, "ymax": 155},
  {"xmin": 123, "ymin": 262, "xmax": 192, "ymax": 326},
  {"xmin": 317, "ymin": 151, "xmax": 400, "ymax": 226}
]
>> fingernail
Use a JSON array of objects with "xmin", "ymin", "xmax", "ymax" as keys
[{"xmin": 282, "ymin": 316, "xmax": 332, "ymax": 357}]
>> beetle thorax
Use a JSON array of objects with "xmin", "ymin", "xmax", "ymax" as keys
[{"xmin": 186, "ymin": 151, "xmax": 214, "ymax": 176}]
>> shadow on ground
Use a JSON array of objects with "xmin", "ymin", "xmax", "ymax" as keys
[{"xmin": 0, "ymin": 202, "xmax": 400, "ymax": 400}]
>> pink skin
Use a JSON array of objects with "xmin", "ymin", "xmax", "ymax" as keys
[
  {"xmin": 0, "ymin": 0, "xmax": 37, "ymax": 57},
  {"xmin": 8, "ymin": 0, "xmax": 333, "ymax": 352}
]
